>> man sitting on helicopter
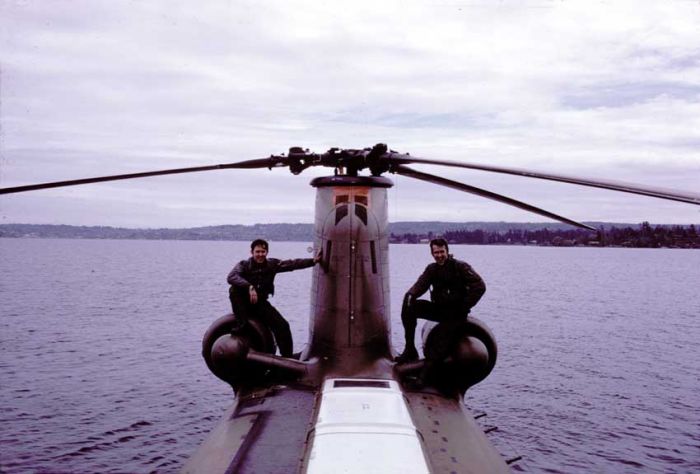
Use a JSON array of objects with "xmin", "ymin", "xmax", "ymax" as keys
[
  {"xmin": 395, "ymin": 238, "xmax": 486, "ymax": 373},
  {"xmin": 227, "ymin": 239, "xmax": 321, "ymax": 358}
]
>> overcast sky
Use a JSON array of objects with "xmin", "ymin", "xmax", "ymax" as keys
[{"xmin": 1, "ymin": 0, "xmax": 699, "ymax": 228}]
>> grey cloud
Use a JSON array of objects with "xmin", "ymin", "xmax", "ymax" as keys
[
  {"xmin": 2, "ymin": 1, "xmax": 700, "ymax": 226},
  {"xmin": 561, "ymin": 82, "xmax": 700, "ymax": 109}
]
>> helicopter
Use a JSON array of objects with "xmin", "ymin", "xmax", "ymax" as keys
[{"xmin": 2, "ymin": 143, "xmax": 699, "ymax": 473}]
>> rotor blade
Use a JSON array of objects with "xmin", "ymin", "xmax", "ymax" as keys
[
  {"xmin": 0, "ymin": 157, "xmax": 283, "ymax": 195},
  {"xmin": 394, "ymin": 165, "xmax": 597, "ymax": 231},
  {"xmin": 387, "ymin": 154, "xmax": 700, "ymax": 206}
]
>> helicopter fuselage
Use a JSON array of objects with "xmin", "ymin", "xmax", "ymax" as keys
[{"xmin": 184, "ymin": 175, "xmax": 507, "ymax": 473}]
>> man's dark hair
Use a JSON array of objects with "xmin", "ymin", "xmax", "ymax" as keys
[
  {"xmin": 250, "ymin": 239, "xmax": 269, "ymax": 251},
  {"xmin": 429, "ymin": 238, "xmax": 449, "ymax": 252}
]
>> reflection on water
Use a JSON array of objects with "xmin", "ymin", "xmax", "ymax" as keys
[{"xmin": 1, "ymin": 239, "xmax": 698, "ymax": 473}]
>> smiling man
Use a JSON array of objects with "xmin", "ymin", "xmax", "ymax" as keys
[
  {"xmin": 227, "ymin": 239, "xmax": 321, "ymax": 358},
  {"xmin": 395, "ymin": 238, "xmax": 486, "ymax": 369}
]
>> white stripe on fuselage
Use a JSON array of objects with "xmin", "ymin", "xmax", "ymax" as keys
[{"xmin": 306, "ymin": 378, "xmax": 430, "ymax": 474}]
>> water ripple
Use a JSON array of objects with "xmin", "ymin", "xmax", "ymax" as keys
[{"xmin": 1, "ymin": 240, "xmax": 699, "ymax": 473}]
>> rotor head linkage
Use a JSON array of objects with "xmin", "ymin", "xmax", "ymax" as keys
[{"xmin": 274, "ymin": 143, "xmax": 397, "ymax": 177}]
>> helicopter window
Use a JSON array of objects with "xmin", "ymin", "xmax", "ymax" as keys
[
  {"xmin": 324, "ymin": 240, "xmax": 332, "ymax": 273},
  {"xmin": 335, "ymin": 195, "xmax": 349, "ymax": 204},
  {"xmin": 369, "ymin": 240, "xmax": 377, "ymax": 274},
  {"xmin": 335, "ymin": 204, "xmax": 348, "ymax": 225},
  {"xmin": 333, "ymin": 380, "xmax": 390, "ymax": 388},
  {"xmin": 354, "ymin": 204, "xmax": 367, "ymax": 225},
  {"xmin": 355, "ymin": 195, "xmax": 368, "ymax": 206}
]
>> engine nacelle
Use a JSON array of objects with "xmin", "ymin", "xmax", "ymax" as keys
[
  {"xmin": 202, "ymin": 313, "xmax": 276, "ymax": 388},
  {"xmin": 421, "ymin": 316, "xmax": 498, "ymax": 393}
]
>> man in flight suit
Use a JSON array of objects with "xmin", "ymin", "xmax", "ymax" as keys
[
  {"xmin": 227, "ymin": 239, "xmax": 321, "ymax": 358},
  {"xmin": 395, "ymin": 238, "xmax": 486, "ymax": 381}
]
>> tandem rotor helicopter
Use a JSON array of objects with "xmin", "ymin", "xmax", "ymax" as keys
[{"xmin": 2, "ymin": 143, "xmax": 699, "ymax": 473}]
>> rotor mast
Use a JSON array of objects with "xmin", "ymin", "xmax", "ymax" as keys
[{"xmin": 303, "ymin": 175, "xmax": 394, "ymax": 375}]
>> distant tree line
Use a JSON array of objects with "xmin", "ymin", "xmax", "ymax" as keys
[
  {"xmin": 3, "ymin": 222, "xmax": 698, "ymax": 248},
  {"xmin": 390, "ymin": 222, "xmax": 699, "ymax": 248}
]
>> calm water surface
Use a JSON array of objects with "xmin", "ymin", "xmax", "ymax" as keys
[{"xmin": 1, "ymin": 239, "xmax": 698, "ymax": 473}]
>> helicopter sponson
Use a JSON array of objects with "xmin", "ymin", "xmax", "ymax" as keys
[
  {"xmin": 203, "ymin": 313, "xmax": 283, "ymax": 388},
  {"xmin": 388, "ymin": 316, "xmax": 498, "ymax": 394},
  {"xmin": 426, "ymin": 316, "xmax": 497, "ymax": 391}
]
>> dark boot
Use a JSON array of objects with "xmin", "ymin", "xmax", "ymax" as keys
[
  {"xmin": 415, "ymin": 359, "xmax": 435, "ymax": 386},
  {"xmin": 403, "ymin": 359, "xmax": 434, "ymax": 390},
  {"xmin": 394, "ymin": 346, "xmax": 419, "ymax": 363}
]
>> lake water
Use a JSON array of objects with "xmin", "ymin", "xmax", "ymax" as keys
[{"xmin": 1, "ymin": 239, "xmax": 698, "ymax": 473}]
